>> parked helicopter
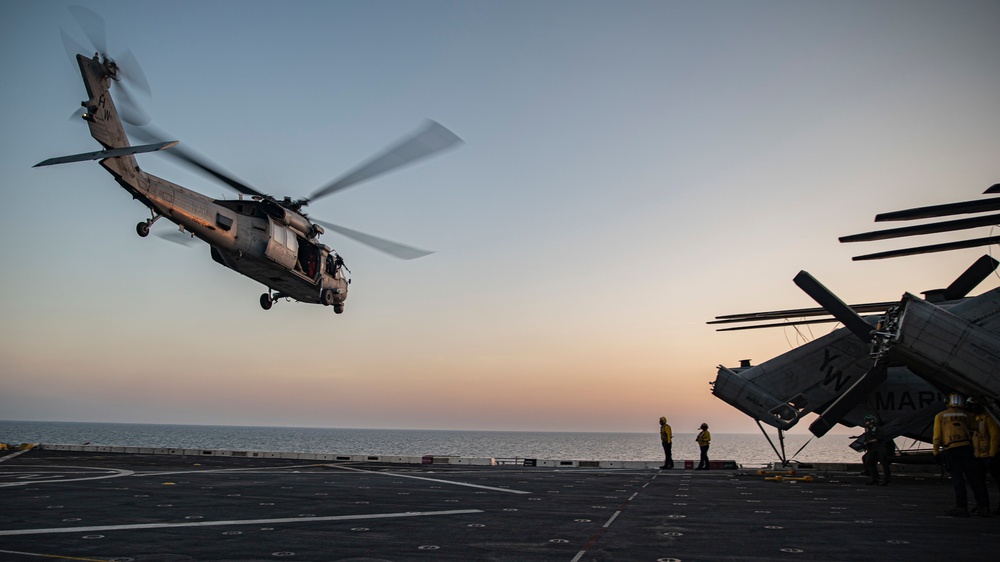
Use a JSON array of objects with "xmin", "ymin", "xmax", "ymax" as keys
[
  {"xmin": 35, "ymin": 8, "xmax": 462, "ymax": 313},
  {"xmin": 709, "ymin": 186, "xmax": 1000, "ymax": 463}
]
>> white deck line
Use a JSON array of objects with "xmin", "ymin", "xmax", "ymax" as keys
[
  {"xmin": 0, "ymin": 509, "xmax": 483, "ymax": 536},
  {"xmin": 327, "ymin": 463, "xmax": 532, "ymax": 494}
]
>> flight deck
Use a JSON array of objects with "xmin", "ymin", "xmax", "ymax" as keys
[{"xmin": 1, "ymin": 447, "xmax": 996, "ymax": 561}]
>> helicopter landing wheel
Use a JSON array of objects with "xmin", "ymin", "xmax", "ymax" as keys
[
  {"xmin": 321, "ymin": 288, "xmax": 336, "ymax": 306},
  {"xmin": 260, "ymin": 293, "xmax": 273, "ymax": 310},
  {"xmin": 136, "ymin": 221, "xmax": 150, "ymax": 237},
  {"xmin": 334, "ymin": 304, "xmax": 344, "ymax": 314}
]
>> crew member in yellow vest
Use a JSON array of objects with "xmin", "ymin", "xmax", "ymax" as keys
[
  {"xmin": 659, "ymin": 417, "xmax": 674, "ymax": 469},
  {"xmin": 933, "ymin": 394, "xmax": 990, "ymax": 517},
  {"xmin": 695, "ymin": 423, "xmax": 711, "ymax": 470},
  {"xmin": 971, "ymin": 400, "xmax": 1000, "ymax": 514}
]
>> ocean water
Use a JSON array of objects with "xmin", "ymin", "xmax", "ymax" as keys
[{"xmin": 0, "ymin": 420, "xmax": 883, "ymax": 466}]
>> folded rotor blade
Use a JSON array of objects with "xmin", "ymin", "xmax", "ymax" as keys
[
  {"xmin": 303, "ymin": 120, "xmax": 462, "ymax": 205},
  {"xmin": 943, "ymin": 255, "xmax": 1000, "ymax": 300},
  {"xmin": 840, "ymin": 213, "xmax": 1000, "ymax": 243},
  {"xmin": 793, "ymin": 271, "xmax": 874, "ymax": 343},
  {"xmin": 126, "ymin": 123, "xmax": 267, "ymax": 198},
  {"xmin": 710, "ymin": 301, "xmax": 897, "ymax": 323},
  {"xmin": 852, "ymin": 236, "xmax": 1000, "ymax": 261},
  {"xmin": 809, "ymin": 364, "xmax": 888, "ymax": 437},
  {"xmin": 312, "ymin": 219, "xmax": 433, "ymax": 260},
  {"xmin": 874, "ymin": 198, "xmax": 1000, "ymax": 222},
  {"xmin": 713, "ymin": 317, "xmax": 842, "ymax": 332}
]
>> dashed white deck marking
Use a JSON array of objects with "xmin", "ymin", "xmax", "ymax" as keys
[{"xmin": 0, "ymin": 509, "xmax": 483, "ymax": 536}]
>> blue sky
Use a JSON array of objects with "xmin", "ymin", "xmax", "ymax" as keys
[{"xmin": 2, "ymin": 0, "xmax": 998, "ymax": 434}]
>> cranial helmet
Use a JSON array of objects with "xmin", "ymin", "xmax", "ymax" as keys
[
  {"xmin": 660, "ymin": 417, "xmax": 667, "ymax": 424},
  {"xmin": 700, "ymin": 423, "xmax": 708, "ymax": 429},
  {"xmin": 864, "ymin": 414, "xmax": 876, "ymax": 424},
  {"xmin": 949, "ymin": 393, "xmax": 966, "ymax": 408}
]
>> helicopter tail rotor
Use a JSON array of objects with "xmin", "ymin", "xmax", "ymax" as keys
[{"xmin": 64, "ymin": 5, "xmax": 151, "ymax": 126}]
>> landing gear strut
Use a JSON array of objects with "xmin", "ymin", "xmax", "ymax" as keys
[
  {"xmin": 136, "ymin": 212, "xmax": 162, "ymax": 238},
  {"xmin": 260, "ymin": 290, "xmax": 285, "ymax": 311}
]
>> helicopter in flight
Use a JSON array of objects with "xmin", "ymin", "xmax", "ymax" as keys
[{"xmin": 35, "ymin": 8, "xmax": 462, "ymax": 313}]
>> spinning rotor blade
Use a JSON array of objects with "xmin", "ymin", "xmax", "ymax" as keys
[
  {"xmin": 60, "ymin": 29, "xmax": 89, "ymax": 66},
  {"xmin": 301, "ymin": 120, "xmax": 462, "ymax": 206},
  {"xmin": 113, "ymin": 80, "xmax": 151, "ymax": 126},
  {"xmin": 115, "ymin": 49, "xmax": 151, "ymax": 96},
  {"xmin": 156, "ymin": 230, "xmax": 199, "ymax": 247},
  {"xmin": 793, "ymin": 271, "xmax": 874, "ymax": 343},
  {"xmin": 126, "ymin": 123, "xmax": 267, "ymax": 198},
  {"xmin": 312, "ymin": 219, "xmax": 433, "ymax": 260},
  {"xmin": 68, "ymin": 5, "xmax": 107, "ymax": 54}
]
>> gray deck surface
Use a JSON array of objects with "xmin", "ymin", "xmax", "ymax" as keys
[{"xmin": 1, "ymin": 449, "xmax": 997, "ymax": 561}]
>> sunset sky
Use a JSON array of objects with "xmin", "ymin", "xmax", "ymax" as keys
[{"xmin": 2, "ymin": 0, "xmax": 998, "ymax": 435}]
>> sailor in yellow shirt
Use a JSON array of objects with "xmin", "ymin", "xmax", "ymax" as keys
[
  {"xmin": 695, "ymin": 423, "xmax": 711, "ymax": 470},
  {"xmin": 659, "ymin": 417, "xmax": 674, "ymax": 469},
  {"xmin": 971, "ymin": 401, "xmax": 1000, "ymax": 514},
  {"xmin": 933, "ymin": 394, "xmax": 989, "ymax": 517}
]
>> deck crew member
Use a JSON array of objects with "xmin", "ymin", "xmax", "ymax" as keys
[
  {"xmin": 695, "ymin": 423, "xmax": 711, "ymax": 470},
  {"xmin": 659, "ymin": 417, "xmax": 674, "ymax": 469},
  {"xmin": 862, "ymin": 414, "xmax": 891, "ymax": 486},
  {"xmin": 971, "ymin": 400, "xmax": 1000, "ymax": 514},
  {"xmin": 933, "ymin": 394, "xmax": 990, "ymax": 517}
]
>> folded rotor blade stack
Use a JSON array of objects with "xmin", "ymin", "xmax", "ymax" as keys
[{"xmin": 841, "ymin": 184, "xmax": 1000, "ymax": 260}]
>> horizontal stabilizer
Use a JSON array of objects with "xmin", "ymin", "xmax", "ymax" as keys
[{"xmin": 34, "ymin": 140, "xmax": 178, "ymax": 167}]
